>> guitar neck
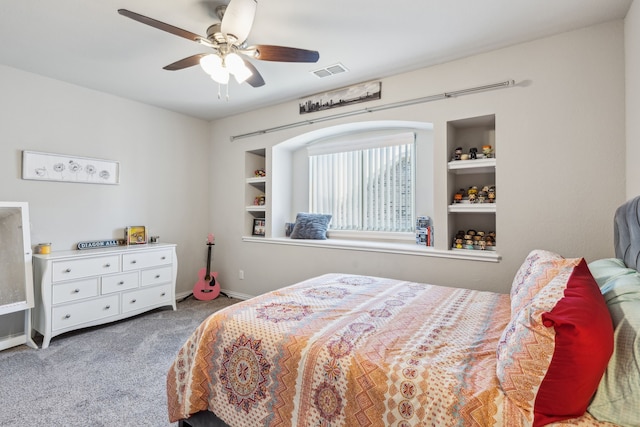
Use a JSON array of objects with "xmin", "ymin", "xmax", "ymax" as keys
[{"xmin": 205, "ymin": 244, "xmax": 213, "ymax": 279}]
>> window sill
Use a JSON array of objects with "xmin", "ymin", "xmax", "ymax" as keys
[{"xmin": 241, "ymin": 236, "xmax": 500, "ymax": 262}]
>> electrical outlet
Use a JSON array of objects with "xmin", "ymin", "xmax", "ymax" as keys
[{"xmin": 239, "ymin": 269, "xmax": 244, "ymax": 280}]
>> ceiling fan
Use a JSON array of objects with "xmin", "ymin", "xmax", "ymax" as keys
[{"xmin": 118, "ymin": 0, "xmax": 320, "ymax": 89}]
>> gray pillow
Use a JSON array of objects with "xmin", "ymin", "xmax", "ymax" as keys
[{"xmin": 290, "ymin": 213, "xmax": 332, "ymax": 240}]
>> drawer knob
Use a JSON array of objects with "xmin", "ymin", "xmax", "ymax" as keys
[
  {"xmin": 131, "ymin": 299, "xmax": 137, "ymax": 303},
  {"xmin": 64, "ymin": 314, "xmax": 71, "ymax": 319},
  {"xmin": 161, "ymin": 256, "xmax": 166, "ymax": 260},
  {"xmin": 155, "ymin": 274, "xmax": 161, "ymax": 279},
  {"xmin": 131, "ymin": 260, "xmax": 137, "ymax": 264},
  {"xmin": 73, "ymin": 289, "xmax": 80, "ymax": 293},
  {"xmin": 65, "ymin": 268, "xmax": 71, "ymax": 273},
  {"xmin": 118, "ymin": 281, "xmax": 125, "ymax": 285},
  {"xmin": 105, "ymin": 263, "xmax": 111, "ymax": 268},
  {"xmin": 161, "ymin": 292, "xmax": 166, "ymax": 297},
  {"xmin": 105, "ymin": 305, "xmax": 111, "ymax": 310}
]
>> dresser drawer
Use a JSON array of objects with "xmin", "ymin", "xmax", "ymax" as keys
[
  {"xmin": 122, "ymin": 284, "xmax": 172, "ymax": 313},
  {"xmin": 52, "ymin": 278, "xmax": 99, "ymax": 305},
  {"xmin": 122, "ymin": 249, "xmax": 173, "ymax": 271},
  {"xmin": 141, "ymin": 266, "xmax": 172, "ymax": 287},
  {"xmin": 102, "ymin": 271, "xmax": 139, "ymax": 294},
  {"xmin": 52, "ymin": 255, "xmax": 120, "ymax": 282},
  {"xmin": 52, "ymin": 295, "xmax": 119, "ymax": 331}
]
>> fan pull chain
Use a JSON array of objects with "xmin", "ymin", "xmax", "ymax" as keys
[{"xmin": 215, "ymin": 84, "xmax": 230, "ymax": 101}]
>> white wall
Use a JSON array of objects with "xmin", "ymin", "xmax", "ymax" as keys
[
  {"xmin": 210, "ymin": 21, "xmax": 627, "ymax": 296},
  {"xmin": 0, "ymin": 65, "xmax": 211, "ymax": 297},
  {"xmin": 627, "ymin": 0, "xmax": 640, "ymax": 199}
]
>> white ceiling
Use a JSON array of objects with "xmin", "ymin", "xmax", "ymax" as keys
[{"xmin": 0, "ymin": 0, "xmax": 633, "ymax": 121}]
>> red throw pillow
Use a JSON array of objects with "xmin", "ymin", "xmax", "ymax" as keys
[
  {"xmin": 497, "ymin": 259, "xmax": 614, "ymax": 426},
  {"xmin": 534, "ymin": 259, "xmax": 614, "ymax": 425}
]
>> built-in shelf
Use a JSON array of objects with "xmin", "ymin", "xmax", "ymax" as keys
[
  {"xmin": 448, "ymin": 158, "xmax": 496, "ymax": 174},
  {"xmin": 448, "ymin": 203, "xmax": 496, "ymax": 213},
  {"xmin": 245, "ymin": 149, "xmax": 267, "ymax": 236},
  {"xmin": 246, "ymin": 177, "xmax": 266, "ymax": 186},
  {"xmin": 446, "ymin": 114, "xmax": 497, "ymax": 254}
]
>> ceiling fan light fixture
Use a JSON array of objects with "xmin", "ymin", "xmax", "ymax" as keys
[
  {"xmin": 200, "ymin": 54, "xmax": 229, "ymax": 84},
  {"xmin": 200, "ymin": 54, "xmax": 223, "ymax": 75},
  {"xmin": 210, "ymin": 66, "xmax": 230, "ymax": 84},
  {"xmin": 225, "ymin": 52, "xmax": 252, "ymax": 83},
  {"xmin": 224, "ymin": 53, "xmax": 243, "ymax": 71},
  {"xmin": 233, "ymin": 64, "xmax": 252, "ymax": 84}
]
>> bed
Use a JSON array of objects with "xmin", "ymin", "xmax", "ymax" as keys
[{"xmin": 167, "ymin": 196, "xmax": 640, "ymax": 427}]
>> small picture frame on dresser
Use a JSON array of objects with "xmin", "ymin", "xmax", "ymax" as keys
[{"xmin": 125, "ymin": 226, "xmax": 147, "ymax": 245}]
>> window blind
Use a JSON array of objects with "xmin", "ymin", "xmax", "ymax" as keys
[{"xmin": 309, "ymin": 132, "xmax": 415, "ymax": 232}]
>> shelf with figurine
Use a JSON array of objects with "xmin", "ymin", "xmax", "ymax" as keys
[
  {"xmin": 449, "ymin": 185, "xmax": 496, "ymax": 212},
  {"xmin": 448, "ymin": 145, "xmax": 495, "ymax": 174},
  {"xmin": 451, "ymin": 229, "xmax": 496, "ymax": 251},
  {"xmin": 246, "ymin": 194, "xmax": 266, "ymax": 213},
  {"xmin": 246, "ymin": 168, "xmax": 267, "ymax": 189},
  {"xmin": 448, "ymin": 204, "xmax": 495, "ymax": 213}
]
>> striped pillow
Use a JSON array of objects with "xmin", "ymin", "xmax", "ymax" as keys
[{"xmin": 510, "ymin": 249, "xmax": 581, "ymax": 317}]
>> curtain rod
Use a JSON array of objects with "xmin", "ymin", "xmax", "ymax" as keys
[{"xmin": 230, "ymin": 79, "xmax": 515, "ymax": 141}]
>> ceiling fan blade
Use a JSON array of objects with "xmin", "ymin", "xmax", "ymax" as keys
[
  {"xmin": 163, "ymin": 54, "xmax": 209, "ymax": 71},
  {"xmin": 242, "ymin": 60, "xmax": 265, "ymax": 87},
  {"xmin": 220, "ymin": 0, "xmax": 256, "ymax": 44},
  {"xmin": 118, "ymin": 9, "xmax": 206, "ymax": 44},
  {"xmin": 247, "ymin": 45, "xmax": 319, "ymax": 63}
]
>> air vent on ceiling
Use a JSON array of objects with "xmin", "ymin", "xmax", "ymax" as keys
[{"xmin": 311, "ymin": 63, "xmax": 348, "ymax": 78}]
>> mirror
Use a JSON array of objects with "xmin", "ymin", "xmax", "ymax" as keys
[{"xmin": 0, "ymin": 202, "xmax": 34, "ymax": 316}]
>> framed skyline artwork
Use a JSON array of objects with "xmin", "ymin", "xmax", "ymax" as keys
[{"xmin": 299, "ymin": 81, "xmax": 382, "ymax": 115}]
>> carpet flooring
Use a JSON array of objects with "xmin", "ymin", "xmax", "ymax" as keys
[{"xmin": 0, "ymin": 295, "xmax": 239, "ymax": 427}]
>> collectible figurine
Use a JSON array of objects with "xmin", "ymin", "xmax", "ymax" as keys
[
  {"xmin": 467, "ymin": 186, "xmax": 478, "ymax": 203},
  {"xmin": 453, "ymin": 230, "xmax": 465, "ymax": 249},
  {"xmin": 482, "ymin": 145, "xmax": 493, "ymax": 158},
  {"xmin": 485, "ymin": 231, "xmax": 496, "ymax": 248},
  {"xmin": 454, "ymin": 238, "xmax": 463, "ymax": 249},
  {"xmin": 453, "ymin": 189, "xmax": 465, "ymax": 203},
  {"xmin": 469, "ymin": 147, "xmax": 478, "ymax": 159},
  {"xmin": 488, "ymin": 186, "xmax": 496, "ymax": 203},
  {"xmin": 454, "ymin": 147, "xmax": 463, "ymax": 160}
]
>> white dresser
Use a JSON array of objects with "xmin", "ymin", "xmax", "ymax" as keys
[{"xmin": 32, "ymin": 243, "xmax": 177, "ymax": 349}]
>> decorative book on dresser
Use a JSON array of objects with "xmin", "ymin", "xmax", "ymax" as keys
[{"xmin": 32, "ymin": 243, "xmax": 177, "ymax": 349}]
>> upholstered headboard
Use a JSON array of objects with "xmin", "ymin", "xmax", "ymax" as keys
[{"xmin": 614, "ymin": 195, "xmax": 640, "ymax": 271}]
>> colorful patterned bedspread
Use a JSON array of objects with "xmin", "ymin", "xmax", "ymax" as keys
[{"xmin": 167, "ymin": 274, "xmax": 614, "ymax": 426}]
